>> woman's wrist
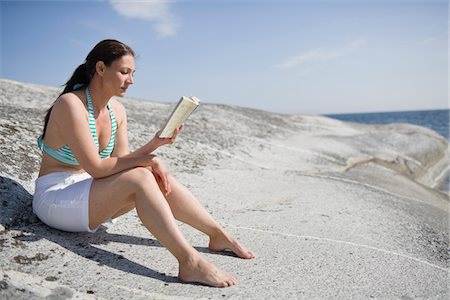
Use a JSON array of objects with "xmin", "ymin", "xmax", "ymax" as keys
[
  {"xmin": 146, "ymin": 137, "xmax": 161, "ymax": 154},
  {"xmin": 147, "ymin": 154, "xmax": 159, "ymax": 167}
]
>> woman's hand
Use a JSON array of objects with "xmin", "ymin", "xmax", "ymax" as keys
[
  {"xmin": 153, "ymin": 124, "xmax": 184, "ymax": 149},
  {"xmin": 150, "ymin": 156, "xmax": 171, "ymax": 196}
]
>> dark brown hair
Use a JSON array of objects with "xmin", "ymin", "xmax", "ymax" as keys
[{"xmin": 42, "ymin": 39, "xmax": 135, "ymax": 138}]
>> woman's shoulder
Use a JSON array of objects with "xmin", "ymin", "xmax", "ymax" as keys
[
  {"xmin": 109, "ymin": 98, "xmax": 125, "ymax": 111},
  {"xmin": 55, "ymin": 90, "xmax": 84, "ymax": 105},
  {"xmin": 109, "ymin": 98, "xmax": 127, "ymax": 120},
  {"xmin": 52, "ymin": 91, "xmax": 86, "ymax": 117}
]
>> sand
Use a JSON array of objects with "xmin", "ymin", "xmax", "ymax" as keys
[{"xmin": 0, "ymin": 78, "xmax": 448, "ymax": 299}]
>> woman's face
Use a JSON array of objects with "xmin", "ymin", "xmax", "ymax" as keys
[{"xmin": 102, "ymin": 54, "xmax": 136, "ymax": 97}]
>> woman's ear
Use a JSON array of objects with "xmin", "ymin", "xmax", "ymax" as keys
[{"xmin": 95, "ymin": 61, "xmax": 106, "ymax": 76}]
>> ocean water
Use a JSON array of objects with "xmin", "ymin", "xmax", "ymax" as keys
[
  {"xmin": 326, "ymin": 109, "xmax": 449, "ymax": 141},
  {"xmin": 326, "ymin": 109, "xmax": 449, "ymax": 191}
]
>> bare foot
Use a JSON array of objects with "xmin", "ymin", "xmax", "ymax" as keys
[
  {"xmin": 178, "ymin": 255, "xmax": 237, "ymax": 288},
  {"xmin": 209, "ymin": 231, "xmax": 256, "ymax": 259}
]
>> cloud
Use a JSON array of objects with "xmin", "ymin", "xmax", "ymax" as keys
[
  {"xmin": 423, "ymin": 36, "xmax": 439, "ymax": 44},
  {"xmin": 109, "ymin": 0, "xmax": 178, "ymax": 38},
  {"xmin": 80, "ymin": 19, "xmax": 118, "ymax": 37},
  {"xmin": 276, "ymin": 39, "xmax": 366, "ymax": 69},
  {"xmin": 276, "ymin": 49, "xmax": 341, "ymax": 69}
]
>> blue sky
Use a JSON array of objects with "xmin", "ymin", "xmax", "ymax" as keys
[{"xmin": 1, "ymin": 0, "xmax": 448, "ymax": 114}]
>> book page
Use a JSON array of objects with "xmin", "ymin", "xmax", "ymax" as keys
[{"xmin": 159, "ymin": 96, "xmax": 200, "ymax": 138}]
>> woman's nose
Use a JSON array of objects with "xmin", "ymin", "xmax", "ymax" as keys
[{"xmin": 127, "ymin": 73, "xmax": 134, "ymax": 84}]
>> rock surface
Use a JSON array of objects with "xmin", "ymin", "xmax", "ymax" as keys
[{"xmin": 0, "ymin": 79, "xmax": 448, "ymax": 299}]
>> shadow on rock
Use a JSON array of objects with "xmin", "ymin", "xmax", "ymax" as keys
[
  {"xmin": 1, "ymin": 176, "xmax": 231, "ymax": 284},
  {"xmin": 18, "ymin": 226, "xmax": 178, "ymax": 283},
  {"xmin": 0, "ymin": 176, "xmax": 178, "ymax": 283},
  {"xmin": 0, "ymin": 176, "xmax": 38, "ymax": 229}
]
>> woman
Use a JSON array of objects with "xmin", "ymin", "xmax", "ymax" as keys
[{"xmin": 33, "ymin": 39, "xmax": 254, "ymax": 288}]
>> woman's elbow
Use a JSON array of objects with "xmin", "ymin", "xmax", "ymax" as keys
[{"xmin": 82, "ymin": 159, "xmax": 108, "ymax": 179}]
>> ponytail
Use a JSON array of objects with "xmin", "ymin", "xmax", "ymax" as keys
[
  {"xmin": 42, "ymin": 62, "xmax": 91, "ymax": 138},
  {"xmin": 60, "ymin": 62, "xmax": 90, "ymax": 96}
]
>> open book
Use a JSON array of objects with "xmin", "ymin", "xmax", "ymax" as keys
[{"xmin": 159, "ymin": 96, "xmax": 200, "ymax": 138}]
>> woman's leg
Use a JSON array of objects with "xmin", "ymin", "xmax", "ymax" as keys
[
  {"xmin": 157, "ymin": 174, "xmax": 255, "ymax": 259},
  {"xmin": 111, "ymin": 203, "xmax": 135, "ymax": 219},
  {"xmin": 88, "ymin": 167, "xmax": 237, "ymax": 287}
]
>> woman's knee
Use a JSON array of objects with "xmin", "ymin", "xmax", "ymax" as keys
[{"xmin": 124, "ymin": 167, "xmax": 158, "ymax": 189}]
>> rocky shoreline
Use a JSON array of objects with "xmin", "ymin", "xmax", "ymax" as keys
[{"xmin": 0, "ymin": 79, "xmax": 448, "ymax": 299}]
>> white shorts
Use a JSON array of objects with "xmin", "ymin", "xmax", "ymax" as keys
[{"xmin": 33, "ymin": 172, "xmax": 98, "ymax": 233}]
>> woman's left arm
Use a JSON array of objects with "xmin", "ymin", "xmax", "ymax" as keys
[{"xmin": 111, "ymin": 100, "xmax": 182, "ymax": 158}]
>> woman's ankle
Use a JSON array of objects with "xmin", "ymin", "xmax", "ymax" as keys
[
  {"xmin": 177, "ymin": 252, "xmax": 201, "ymax": 267},
  {"xmin": 208, "ymin": 227, "xmax": 227, "ymax": 241}
]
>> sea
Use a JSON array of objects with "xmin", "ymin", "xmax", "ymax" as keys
[
  {"xmin": 325, "ymin": 109, "xmax": 449, "ymax": 191},
  {"xmin": 326, "ymin": 109, "xmax": 449, "ymax": 141}
]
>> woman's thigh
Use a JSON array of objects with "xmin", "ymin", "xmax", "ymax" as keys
[{"xmin": 88, "ymin": 167, "xmax": 157, "ymax": 229}]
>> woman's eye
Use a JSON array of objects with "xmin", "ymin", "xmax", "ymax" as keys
[{"xmin": 121, "ymin": 71, "xmax": 128, "ymax": 75}]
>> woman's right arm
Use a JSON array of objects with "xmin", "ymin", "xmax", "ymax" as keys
[{"xmin": 53, "ymin": 94, "xmax": 157, "ymax": 179}]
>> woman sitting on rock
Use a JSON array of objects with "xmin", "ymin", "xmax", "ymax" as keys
[{"xmin": 34, "ymin": 39, "xmax": 254, "ymax": 288}]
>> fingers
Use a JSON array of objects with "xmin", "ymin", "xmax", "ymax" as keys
[
  {"xmin": 156, "ymin": 124, "xmax": 183, "ymax": 146},
  {"xmin": 154, "ymin": 168, "xmax": 171, "ymax": 196},
  {"xmin": 162, "ymin": 172, "xmax": 171, "ymax": 196},
  {"xmin": 170, "ymin": 125, "xmax": 183, "ymax": 142},
  {"xmin": 170, "ymin": 134, "xmax": 177, "ymax": 144},
  {"xmin": 170, "ymin": 124, "xmax": 184, "ymax": 142},
  {"xmin": 167, "ymin": 182, "xmax": 171, "ymax": 196}
]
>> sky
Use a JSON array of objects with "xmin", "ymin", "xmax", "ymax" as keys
[{"xmin": 1, "ymin": 0, "xmax": 448, "ymax": 115}]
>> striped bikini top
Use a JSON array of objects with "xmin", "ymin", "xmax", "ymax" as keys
[{"xmin": 37, "ymin": 88, "xmax": 117, "ymax": 166}]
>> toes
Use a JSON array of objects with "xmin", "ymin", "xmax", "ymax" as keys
[
  {"xmin": 225, "ymin": 279, "xmax": 235, "ymax": 287},
  {"xmin": 238, "ymin": 249, "xmax": 255, "ymax": 259},
  {"xmin": 220, "ymin": 273, "xmax": 237, "ymax": 287}
]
